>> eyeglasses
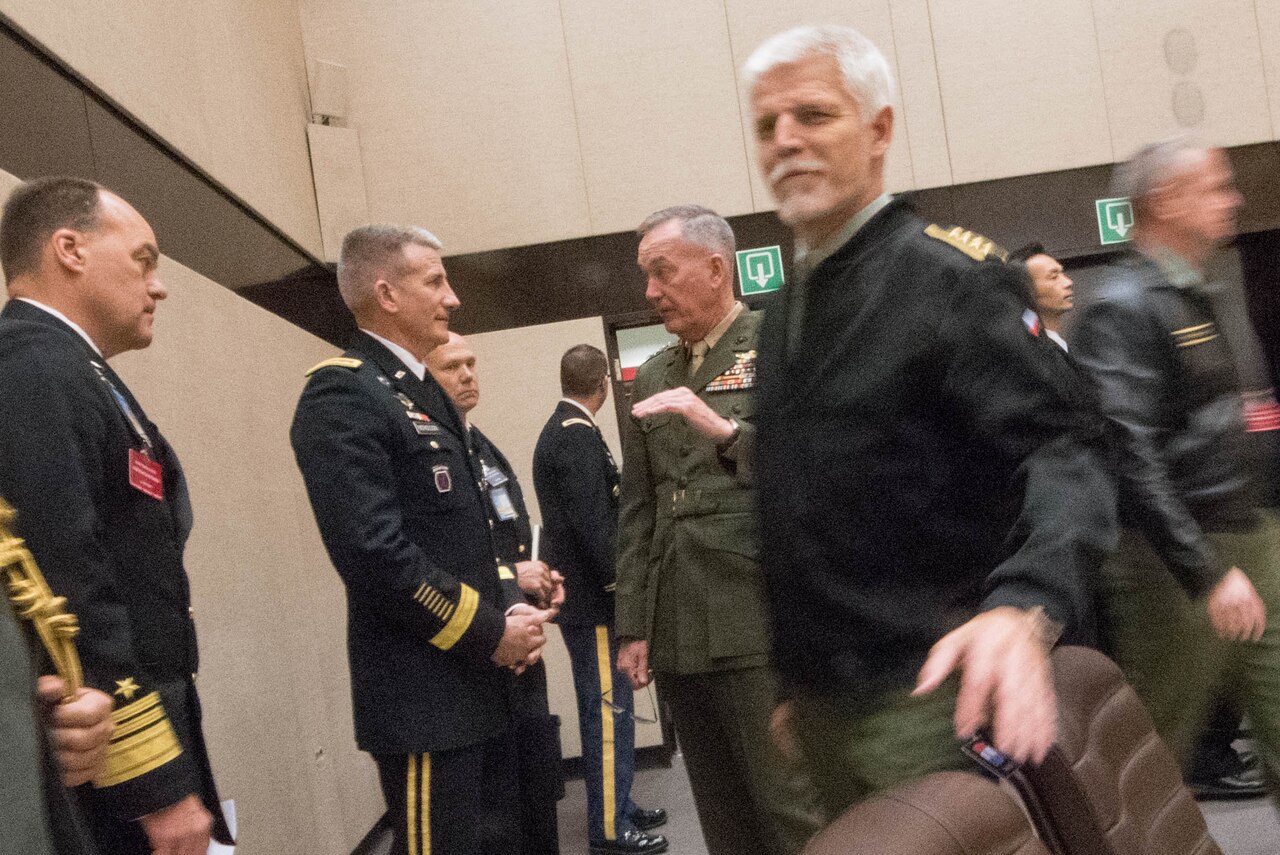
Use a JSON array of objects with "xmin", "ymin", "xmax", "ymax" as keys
[{"xmin": 601, "ymin": 683, "xmax": 658, "ymax": 724}]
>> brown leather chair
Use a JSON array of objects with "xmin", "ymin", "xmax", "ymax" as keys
[
  {"xmin": 1013, "ymin": 645, "xmax": 1223, "ymax": 855},
  {"xmin": 802, "ymin": 771, "xmax": 1051, "ymax": 855}
]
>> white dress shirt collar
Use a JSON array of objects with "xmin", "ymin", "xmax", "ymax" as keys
[
  {"xmin": 360, "ymin": 329, "xmax": 426, "ymax": 381},
  {"xmin": 16, "ymin": 298, "xmax": 102, "ymax": 356}
]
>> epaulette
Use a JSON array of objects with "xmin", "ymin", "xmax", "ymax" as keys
[
  {"xmin": 561, "ymin": 418, "xmax": 594, "ymax": 429},
  {"xmin": 305, "ymin": 356, "xmax": 363, "ymax": 376},
  {"xmin": 924, "ymin": 224, "xmax": 1008, "ymax": 262}
]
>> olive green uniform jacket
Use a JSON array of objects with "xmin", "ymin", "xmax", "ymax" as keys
[{"xmin": 615, "ymin": 309, "xmax": 767, "ymax": 674}]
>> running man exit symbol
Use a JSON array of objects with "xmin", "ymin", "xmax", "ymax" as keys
[
  {"xmin": 1096, "ymin": 197, "xmax": 1135, "ymax": 245},
  {"xmin": 736, "ymin": 245, "xmax": 785, "ymax": 295}
]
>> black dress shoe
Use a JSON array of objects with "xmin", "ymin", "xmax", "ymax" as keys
[
  {"xmin": 1189, "ymin": 753, "xmax": 1268, "ymax": 800},
  {"xmin": 628, "ymin": 807, "xmax": 668, "ymax": 831},
  {"xmin": 589, "ymin": 830, "xmax": 669, "ymax": 855}
]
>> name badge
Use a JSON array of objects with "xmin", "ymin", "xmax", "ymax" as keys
[
  {"xmin": 489, "ymin": 485, "xmax": 518, "ymax": 521},
  {"xmin": 128, "ymin": 448, "xmax": 165, "ymax": 500}
]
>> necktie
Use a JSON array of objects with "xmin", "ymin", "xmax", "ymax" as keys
[{"xmin": 689, "ymin": 340, "xmax": 709, "ymax": 377}]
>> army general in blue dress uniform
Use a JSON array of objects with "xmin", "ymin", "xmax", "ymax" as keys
[{"xmin": 291, "ymin": 225, "xmax": 554, "ymax": 855}]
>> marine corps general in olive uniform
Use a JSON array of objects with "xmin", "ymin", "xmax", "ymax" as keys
[{"xmin": 616, "ymin": 205, "xmax": 820, "ymax": 855}]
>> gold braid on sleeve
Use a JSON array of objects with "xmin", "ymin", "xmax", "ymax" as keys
[{"xmin": 1, "ymin": 497, "xmax": 83, "ymax": 699}]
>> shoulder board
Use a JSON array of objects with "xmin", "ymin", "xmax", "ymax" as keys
[
  {"xmin": 305, "ymin": 356, "xmax": 363, "ymax": 376},
  {"xmin": 924, "ymin": 224, "xmax": 1008, "ymax": 262},
  {"xmin": 561, "ymin": 418, "xmax": 594, "ymax": 429}
]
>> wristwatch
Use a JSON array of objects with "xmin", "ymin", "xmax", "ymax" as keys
[{"xmin": 717, "ymin": 418, "xmax": 741, "ymax": 451}]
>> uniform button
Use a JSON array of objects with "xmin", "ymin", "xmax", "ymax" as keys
[
  {"xmin": 677, "ymin": 477, "xmax": 688, "ymax": 488},
  {"xmin": 489, "ymin": 519, "xmax": 495, "ymax": 529},
  {"xmin": 518, "ymin": 544, "xmax": 526, "ymax": 554},
  {"xmin": 732, "ymin": 405, "xmax": 742, "ymax": 415},
  {"xmin": 188, "ymin": 607, "xmax": 194, "ymax": 618},
  {"xmin": 680, "ymin": 445, "xmax": 691, "ymax": 456},
  {"xmin": 430, "ymin": 441, "xmax": 440, "ymax": 450}
]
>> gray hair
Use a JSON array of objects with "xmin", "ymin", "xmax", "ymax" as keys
[
  {"xmin": 636, "ymin": 205, "xmax": 736, "ymax": 263},
  {"xmin": 337, "ymin": 224, "xmax": 443, "ymax": 312},
  {"xmin": 742, "ymin": 24, "xmax": 895, "ymax": 120},
  {"xmin": 1111, "ymin": 136, "xmax": 1207, "ymax": 221}
]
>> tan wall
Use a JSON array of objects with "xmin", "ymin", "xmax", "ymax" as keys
[
  {"xmin": 0, "ymin": 168, "xmax": 378, "ymax": 855},
  {"xmin": 465, "ymin": 317, "xmax": 665, "ymax": 757},
  {"xmin": 298, "ymin": 0, "xmax": 1280, "ymax": 255},
  {"xmin": 0, "ymin": 0, "xmax": 324, "ymax": 257}
]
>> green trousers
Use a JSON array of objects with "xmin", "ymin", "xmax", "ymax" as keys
[
  {"xmin": 1100, "ymin": 508, "xmax": 1280, "ymax": 800},
  {"xmin": 791, "ymin": 679, "xmax": 970, "ymax": 821},
  {"xmin": 659, "ymin": 667, "xmax": 822, "ymax": 855}
]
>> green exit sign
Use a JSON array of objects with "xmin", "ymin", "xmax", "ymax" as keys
[
  {"xmin": 736, "ymin": 245, "xmax": 785, "ymax": 295},
  {"xmin": 1096, "ymin": 197, "xmax": 1135, "ymax": 245}
]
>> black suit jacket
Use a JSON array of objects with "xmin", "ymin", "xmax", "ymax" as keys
[
  {"xmin": 0, "ymin": 299, "xmax": 228, "ymax": 841},
  {"xmin": 532, "ymin": 401, "xmax": 620, "ymax": 626},
  {"xmin": 291, "ymin": 332, "xmax": 516, "ymax": 753}
]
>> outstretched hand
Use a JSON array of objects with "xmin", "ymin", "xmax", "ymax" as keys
[{"xmin": 914, "ymin": 606, "xmax": 1058, "ymax": 765}]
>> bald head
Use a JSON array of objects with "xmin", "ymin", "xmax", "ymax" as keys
[{"xmin": 427, "ymin": 331, "xmax": 480, "ymax": 415}]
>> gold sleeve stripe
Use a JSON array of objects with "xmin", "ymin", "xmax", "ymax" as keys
[
  {"xmin": 561, "ymin": 418, "xmax": 594, "ymax": 429},
  {"xmin": 430, "ymin": 584, "xmax": 479, "ymax": 650},
  {"xmin": 96, "ymin": 698, "xmax": 183, "ymax": 788},
  {"xmin": 1173, "ymin": 322, "xmax": 1213, "ymax": 335},
  {"xmin": 1177, "ymin": 334, "xmax": 1219, "ymax": 347},
  {"xmin": 112, "ymin": 703, "xmax": 166, "ymax": 741},
  {"xmin": 111, "ymin": 691, "xmax": 162, "ymax": 725}
]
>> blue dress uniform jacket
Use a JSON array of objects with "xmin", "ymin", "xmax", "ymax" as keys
[
  {"xmin": 533, "ymin": 401, "xmax": 620, "ymax": 627},
  {"xmin": 754, "ymin": 199, "xmax": 1115, "ymax": 698},
  {"xmin": 0, "ymin": 300, "xmax": 230, "ymax": 847},
  {"xmin": 290, "ymin": 332, "xmax": 513, "ymax": 754}
]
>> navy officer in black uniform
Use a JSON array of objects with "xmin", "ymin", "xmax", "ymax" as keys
[
  {"xmin": 291, "ymin": 225, "xmax": 554, "ymax": 855},
  {"xmin": 427, "ymin": 331, "xmax": 566, "ymax": 855},
  {"xmin": 0, "ymin": 177, "xmax": 231, "ymax": 855},
  {"xmin": 533, "ymin": 344, "xmax": 668, "ymax": 855}
]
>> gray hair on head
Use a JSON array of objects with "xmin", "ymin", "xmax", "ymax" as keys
[
  {"xmin": 337, "ymin": 224, "xmax": 443, "ymax": 312},
  {"xmin": 636, "ymin": 204, "xmax": 736, "ymax": 263},
  {"xmin": 1111, "ymin": 136, "xmax": 1207, "ymax": 221},
  {"xmin": 742, "ymin": 24, "xmax": 896, "ymax": 120}
]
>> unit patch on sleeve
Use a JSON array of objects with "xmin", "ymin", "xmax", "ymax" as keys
[{"xmin": 705, "ymin": 350, "xmax": 756, "ymax": 393}]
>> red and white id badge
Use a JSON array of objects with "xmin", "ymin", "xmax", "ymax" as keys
[{"xmin": 128, "ymin": 448, "xmax": 165, "ymax": 500}]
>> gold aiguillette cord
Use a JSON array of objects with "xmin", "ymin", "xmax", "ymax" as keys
[{"xmin": 1, "ymin": 497, "xmax": 83, "ymax": 699}]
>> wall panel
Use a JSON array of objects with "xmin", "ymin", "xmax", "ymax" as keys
[
  {"xmin": 1259, "ymin": 0, "xmax": 1280, "ymax": 138},
  {"xmin": 560, "ymin": 0, "xmax": 753, "ymax": 232},
  {"xmin": 299, "ymin": 0, "xmax": 590, "ymax": 255},
  {"xmin": 928, "ymin": 0, "xmax": 1113, "ymax": 183},
  {"xmin": 1093, "ymin": 0, "xmax": 1273, "ymax": 156},
  {"xmin": 0, "ymin": 0, "xmax": 323, "ymax": 257}
]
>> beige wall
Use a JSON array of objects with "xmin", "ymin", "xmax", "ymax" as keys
[
  {"xmin": 465, "ymin": 317, "xmax": 665, "ymax": 756},
  {"xmin": 0, "ymin": 0, "xmax": 324, "ymax": 257},
  {"xmin": 299, "ymin": 0, "xmax": 1280, "ymax": 255},
  {"xmin": 0, "ymin": 168, "xmax": 377, "ymax": 855}
]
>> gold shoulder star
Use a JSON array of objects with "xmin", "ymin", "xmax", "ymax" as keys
[{"xmin": 114, "ymin": 677, "xmax": 140, "ymax": 701}]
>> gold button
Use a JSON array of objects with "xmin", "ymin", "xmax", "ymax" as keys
[{"xmin": 430, "ymin": 441, "xmax": 440, "ymax": 449}]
